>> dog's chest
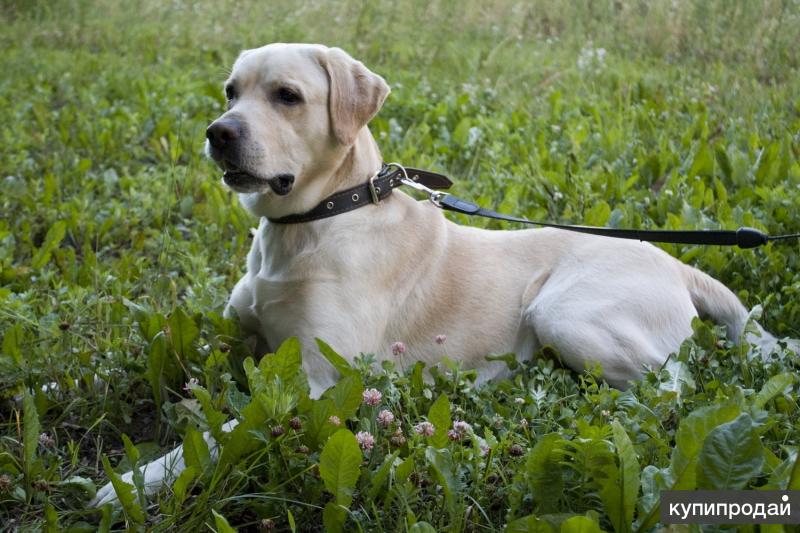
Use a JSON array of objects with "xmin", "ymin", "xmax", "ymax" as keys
[{"xmin": 240, "ymin": 228, "xmax": 387, "ymax": 351}]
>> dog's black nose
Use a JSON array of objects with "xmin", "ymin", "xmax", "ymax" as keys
[
  {"xmin": 268, "ymin": 174, "xmax": 295, "ymax": 196},
  {"xmin": 206, "ymin": 119, "xmax": 242, "ymax": 149}
]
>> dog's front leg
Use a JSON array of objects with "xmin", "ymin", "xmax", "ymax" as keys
[{"xmin": 91, "ymin": 419, "xmax": 239, "ymax": 507}]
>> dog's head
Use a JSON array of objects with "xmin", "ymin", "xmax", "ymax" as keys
[{"xmin": 205, "ymin": 43, "xmax": 390, "ymax": 217}]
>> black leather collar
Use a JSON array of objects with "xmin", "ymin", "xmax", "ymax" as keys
[{"xmin": 267, "ymin": 164, "xmax": 452, "ymax": 224}]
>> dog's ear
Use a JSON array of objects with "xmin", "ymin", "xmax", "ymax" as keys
[{"xmin": 319, "ymin": 47, "xmax": 390, "ymax": 145}]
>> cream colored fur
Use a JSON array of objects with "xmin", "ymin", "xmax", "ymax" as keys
[{"xmin": 92, "ymin": 43, "xmax": 783, "ymax": 507}]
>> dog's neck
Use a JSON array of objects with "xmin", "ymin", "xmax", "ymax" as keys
[{"xmin": 322, "ymin": 127, "xmax": 383, "ymax": 197}]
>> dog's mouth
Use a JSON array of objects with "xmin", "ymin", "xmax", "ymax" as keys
[{"xmin": 221, "ymin": 162, "xmax": 295, "ymax": 196}]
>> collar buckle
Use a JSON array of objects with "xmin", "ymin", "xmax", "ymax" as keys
[{"xmin": 368, "ymin": 173, "xmax": 381, "ymax": 205}]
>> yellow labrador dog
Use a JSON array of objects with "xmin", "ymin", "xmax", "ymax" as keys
[{"xmin": 92, "ymin": 43, "xmax": 781, "ymax": 506}]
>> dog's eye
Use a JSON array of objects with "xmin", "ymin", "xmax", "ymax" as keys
[
  {"xmin": 225, "ymin": 85, "xmax": 236, "ymax": 101},
  {"xmin": 275, "ymin": 87, "xmax": 302, "ymax": 105}
]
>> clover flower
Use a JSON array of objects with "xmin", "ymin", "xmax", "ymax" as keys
[
  {"xmin": 452, "ymin": 420, "xmax": 472, "ymax": 435},
  {"xmin": 356, "ymin": 431, "xmax": 375, "ymax": 451},
  {"xmin": 376, "ymin": 409, "xmax": 395, "ymax": 428},
  {"xmin": 38, "ymin": 433, "xmax": 55, "ymax": 448},
  {"xmin": 414, "ymin": 421, "xmax": 435, "ymax": 436},
  {"xmin": 182, "ymin": 377, "xmax": 199, "ymax": 394},
  {"xmin": 362, "ymin": 388, "xmax": 382, "ymax": 406}
]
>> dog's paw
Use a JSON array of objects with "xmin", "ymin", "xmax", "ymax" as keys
[{"xmin": 90, "ymin": 471, "xmax": 135, "ymax": 507}]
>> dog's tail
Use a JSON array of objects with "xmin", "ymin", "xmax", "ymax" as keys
[{"xmin": 682, "ymin": 265, "xmax": 790, "ymax": 353}]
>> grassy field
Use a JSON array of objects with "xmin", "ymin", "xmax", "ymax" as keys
[{"xmin": 2, "ymin": 0, "xmax": 800, "ymax": 531}]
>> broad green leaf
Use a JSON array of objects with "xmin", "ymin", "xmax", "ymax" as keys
[
  {"xmin": 192, "ymin": 386, "xmax": 227, "ymax": 442},
  {"xmin": 319, "ymin": 429, "xmax": 362, "ymax": 507},
  {"xmin": 22, "ymin": 390, "xmax": 40, "ymax": 487},
  {"xmin": 506, "ymin": 514, "xmax": 555, "ymax": 533},
  {"xmin": 323, "ymin": 502, "xmax": 347, "ymax": 533},
  {"xmin": 101, "ymin": 455, "xmax": 144, "ymax": 524},
  {"xmin": 425, "ymin": 446, "xmax": 462, "ymax": 520},
  {"xmin": 98, "ymin": 504, "xmax": 112, "ymax": 533},
  {"xmin": 135, "ymin": 310, "xmax": 166, "ymax": 344},
  {"xmin": 167, "ymin": 307, "xmax": 199, "ymax": 360},
  {"xmin": 31, "ymin": 220, "xmax": 66, "ymax": 269},
  {"xmin": 121, "ymin": 434, "xmax": 145, "ymax": 509},
  {"xmin": 410, "ymin": 361, "xmax": 425, "ymax": 396},
  {"xmin": 212, "ymin": 509, "xmax": 238, "ymax": 532},
  {"xmin": 323, "ymin": 374, "xmax": 364, "ymax": 421},
  {"xmin": 172, "ymin": 465, "xmax": 197, "ymax": 504},
  {"xmin": 427, "ymin": 393, "xmax": 451, "ymax": 448},
  {"xmin": 396, "ymin": 455, "xmax": 415, "ymax": 483},
  {"xmin": 485, "ymin": 352, "xmax": 519, "ymax": 371},
  {"xmin": 121, "ymin": 434, "xmax": 140, "ymax": 464},
  {"xmin": 182, "ymin": 426, "xmax": 211, "ymax": 472},
  {"xmin": 1, "ymin": 323, "xmax": 23, "ymax": 365},
  {"xmin": 560, "ymin": 515, "xmax": 603, "ymax": 533},
  {"xmin": 637, "ymin": 465, "xmax": 673, "ymax": 520},
  {"xmin": 658, "ymin": 359, "xmax": 695, "ymax": 405},
  {"xmin": 689, "ymin": 142, "xmax": 714, "ymax": 178},
  {"xmin": 45, "ymin": 502, "xmax": 58, "ymax": 531},
  {"xmin": 697, "ymin": 413, "xmax": 764, "ymax": 489},
  {"xmin": 58, "ymin": 476, "xmax": 97, "ymax": 500},
  {"xmin": 584, "ymin": 200, "xmax": 611, "ymax": 226},
  {"xmin": 606, "ymin": 421, "xmax": 639, "ymax": 533},
  {"xmin": 789, "ymin": 451, "xmax": 800, "ymax": 490},
  {"xmin": 518, "ymin": 433, "xmax": 565, "ymax": 514},
  {"xmin": 219, "ymin": 401, "xmax": 268, "ymax": 468},
  {"xmin": 145, "ymin": 332, "xmax": 169, "ymax": 409},
  {"xmin": 409, "ymin": 522, "xmax": 437, "ymax": 533},
  {"xmin": 303, "ymin": 398, "xmax": 336, "ymax": 449},
  {"xmin": 754, "ymin": 372, "xmax": 794, "ymax": 410},
  {"xmin": 253, "ymin": 377, "xmax": 299, "ymax": 424},
  {"xmin": 368, "ymin": 450, "xmax": 399, "ymax": 500},
  {"xmin": 316, "ymin": 338, "xmax": 356, "ymax": 377},
  {"xmin": 243, "ymin": 356, "xmax": 266, "ymax": 395},
  {"xmin": 260, "ymin": 337, "xmax": 307, "ymax": 393},
  {"xmin": 670, "ymin": 402, "xmax": 740, "ymax": 489}
]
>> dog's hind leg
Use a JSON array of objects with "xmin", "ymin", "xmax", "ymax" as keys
[
  {"xmin": 522, "ymin": 272, "xmax": 695, "ymax": 388},
  {"xmin": 91, "ymin": 419, "xmax": 239, "ymax": 507}
]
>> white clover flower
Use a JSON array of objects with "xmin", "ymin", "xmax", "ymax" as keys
[
  {"xmin": 414, "ymin": 421, "xmax": 435, "ymax": 437},
  {"xmin": 362, "ymin": 388, "xmax": 382, "ymax": 406},
  {"xmin": 376, "ymin": 409, "xmax": 395, "ymax": 428},
  {"xmin": 356, "ymin": 431, "xmax": 375, "ymax": 451},
  {"xmin": 452, "ymin": 420, "xmax": 472, "ymax": 435},
  {"xmin": 182, "ymin": 377, "xmax": 199, "ymax": 394}
]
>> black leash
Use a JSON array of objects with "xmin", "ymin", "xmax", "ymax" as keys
[
  {"xmin": 268, "ymin": 162, "xmax": 800, "ymax": 249},
  {"xmin": 438, "ymin": 195, "xmax": 798, "ymax": 249},
  {"xmin": 397, "ymin": 164, "xmax": 799, "ymax": 250}
]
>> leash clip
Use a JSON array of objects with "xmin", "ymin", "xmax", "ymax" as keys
[{"xmin": 387, "ymin": 161, "xmax": 450, "ymax": 207}]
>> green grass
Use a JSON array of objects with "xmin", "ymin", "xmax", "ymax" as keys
[{"xmin": 1, "ymin": 0, "xmax": 800, "ymax": 531}]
